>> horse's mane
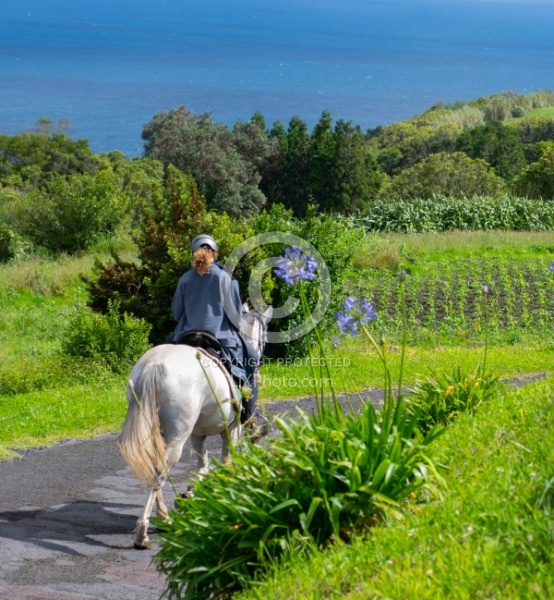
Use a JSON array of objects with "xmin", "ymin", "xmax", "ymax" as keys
[{"xmin": 241, "ymin": 303, "xmax": 271, "ymax": 356}]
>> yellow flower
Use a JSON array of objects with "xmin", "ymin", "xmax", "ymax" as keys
[{"xmin": 445, "ymin": 385, "xmax": 455, "ymax": 397}]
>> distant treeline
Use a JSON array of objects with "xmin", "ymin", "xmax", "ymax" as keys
[{"xmin": 1, "ymin": 89, "xmax": 554, "ymax": 260}]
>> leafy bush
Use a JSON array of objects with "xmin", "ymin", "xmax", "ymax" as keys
[
  {"xmin": 250, "ymin": 205, "xmax": 366, "ymax": 359},
  {"xmin": 513, "ymin": 142, "xmax": 554, "ymax": 199},
  {"xmin": 0, "ymin": 222, "xmax": 16, "ymax": 263},
  {"xmin": 0, "ymin": 223, "xmax": 34, "ymax": 263},
  {"xmin": 154, "ymin": 397, "xmax": 443, "ymax": 600},
  {"xmin": 0, "ymin": 354, "xmax": 114, "ymax": 396},
  {"xmin": 12, "ymin": 171, "xmax": 131, "ymax": 254},
  {"xmin": 406, "ymin": 365, "xmax": 504, "ymax": 433},
  {"xmin": 61, "ymin": 301, "xmax": 151, "ymax": 371},
  {"xmin": 0, "ymin": 127, "xmax": 101, "ymax": 188},
  {"xmin": 380, "ymin": 152, "xmax": 506, "ymax": 200}
]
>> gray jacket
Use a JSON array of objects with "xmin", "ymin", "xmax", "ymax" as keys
[{"xmin": 171, "ymin": 264, "xmax": 242, "ymax": 348}]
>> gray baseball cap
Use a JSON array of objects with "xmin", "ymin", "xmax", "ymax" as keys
[{"xmin": 191, "ymin": 234, "xmax": 218, "ymax": 252}]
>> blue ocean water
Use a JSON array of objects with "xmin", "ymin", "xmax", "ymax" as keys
[{"xmin": 1, "ymin": 0, "xmax": 553, "ymax": 156}]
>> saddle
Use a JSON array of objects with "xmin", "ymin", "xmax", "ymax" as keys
[{"xmin": 179, "ymin": 330, "xmax": 222, "ymax": 360}]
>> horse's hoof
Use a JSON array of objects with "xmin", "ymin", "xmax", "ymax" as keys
[
  {"xmin": 133, "ymin": 541, "xmax": 151, "ymax": 550},
  {"xmin": 178, "ymin": 484, "xmax": 196, "ymax": 499}
]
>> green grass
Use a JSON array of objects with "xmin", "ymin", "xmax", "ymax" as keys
[
  {"xmin": 375, "ymin": 230, "xmax": 554, "ymax": 261},
  {"xmin": 506, "ymin": 105, "xmax": 554, "ymax": 124},
  {"xmin": 237, "ymin": 375, "xmax": 554, "ymax": 600},
  {"xmin": 0, "ymin": 380, "xmax": 126, "ymax": 460},
  {"xmin": 259, "ymin": 341, "xmax": 552, "ymax": 401},
  {"xmin": 0, "ymin": 240, "xmax": 136, "ymax": 459}
]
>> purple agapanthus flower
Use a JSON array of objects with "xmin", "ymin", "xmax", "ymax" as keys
[
  {"xmin": 274, "ymin": 246, "xmax": 317, "ymax": 285},
  {"xmin": 335, "ymin": 296, "xmax": 377, "ymax": 336},
  {"xmin": 549, "ymin": 260, "xmax": 554, "ymax": 272}
]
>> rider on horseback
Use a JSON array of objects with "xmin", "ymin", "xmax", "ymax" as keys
[{"xmin": 171, "ymin": 234, "xmax": 261, "ymax": 425}]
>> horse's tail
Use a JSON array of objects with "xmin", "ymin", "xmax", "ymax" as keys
[{"xmin": 118, "ymin": 362, "xmax": 167, "ymax": 487}]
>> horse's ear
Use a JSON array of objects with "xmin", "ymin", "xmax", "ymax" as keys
[
  {"xmin": 242, "ymin": 302, "xmax": 250, "ymax": 313},
  {"xmin": 261, "ymin": 305, "xmax": 273, "ymax": 324}
]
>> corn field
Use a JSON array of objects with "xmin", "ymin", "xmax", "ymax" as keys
[{"xmin": 360, "ymin": 196, "xmax": 554, "ymax": 233}]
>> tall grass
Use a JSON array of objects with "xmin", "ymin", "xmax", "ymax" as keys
[{"xmin": 0, "ymin": 238, "xmax": 138, "ymax": 457}]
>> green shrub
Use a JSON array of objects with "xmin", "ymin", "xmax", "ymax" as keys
[
  {"xmin": 406, "ymin": 365, "xmax": 504, "ymax": 433},
  {"xmin": 13, "ymin": 171, "xmax": 131, "ymax": 254},
  {"xmin": 154, "ymin": 397, "xmax": 443, "ymax": 600},
  {"xmin": 0, "ymin": 222, "xmax": 15, "ymax": 263},
  {"xmin": 61, "ymin": 301, "xmax": 151, "ymax": 371},
  {"xmin": 381, "ymin": 152, "xmax": 506, "ymax": 200},
  {"xmin": 251, "ymin": 205, "xmax": 366, "ymax": 359},
  {"xmin": 0, "ymin": 354, "xmax": 114, "ymax": 396}
]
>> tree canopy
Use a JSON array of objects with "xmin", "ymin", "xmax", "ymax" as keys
[
  {"xmin": 142, "ymin": 106, "xmax": 273, "ymax": 218},
  {"xmin": 382, "ymin": 152, "xmax": 506, "ymax": 200}
]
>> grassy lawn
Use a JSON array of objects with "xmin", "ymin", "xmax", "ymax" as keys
[
  {"xmin": 0, "ymin": 380, "xmax": 126, "ymax": 460},
  {"xmin": 259, "ymin": 341, "xmax": 552, "ymax": 401}
]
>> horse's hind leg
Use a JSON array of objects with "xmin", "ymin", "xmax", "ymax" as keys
[
  {"xmin": 155, "ymin": 488, "xmax": 168, "ymax": 520},
  {"xmin": 134, "ymin": 440, "xmax": 187, "ymax": 549},
  {"xmin": 135, "ymin": 487, "xmax": 169, "ymax": 549},
  {"xmin": 134, "ymin": 486, "xmax": 160, "ymax": 549}
]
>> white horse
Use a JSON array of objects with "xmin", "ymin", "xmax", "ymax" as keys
[{"xmin": 118, "ymin": 303, "xmax": 272, "ymax": 549}]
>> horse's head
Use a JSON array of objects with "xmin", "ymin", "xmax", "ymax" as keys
[{"xmin": 240, "ymin": 302, "xmax": 272, "ymax": 356}]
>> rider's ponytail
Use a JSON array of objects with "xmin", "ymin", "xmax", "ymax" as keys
[{"xmin": 191, "ymin": 247, "xmax": 215, "ymax": 275}]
